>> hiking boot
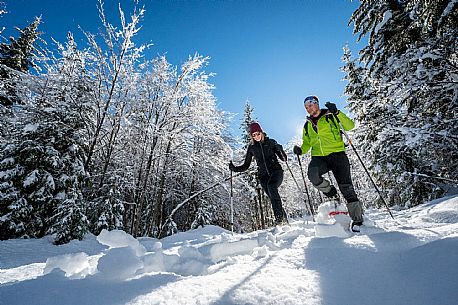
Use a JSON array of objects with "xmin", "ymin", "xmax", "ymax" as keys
[{"xmin": 351, "ymin": 221, "xmax": 363, "ymax": 233}]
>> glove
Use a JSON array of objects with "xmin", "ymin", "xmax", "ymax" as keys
[
  {"xmin": 293, "ymin": 145, "xmax": 302, "ymax": 155},
  {"xmin": 229, "ymin": 161, "xmax": 236, "ymax": 172},
  {"xmin": 279, "ymin": 150, "xmax": 287, "ymax": 162},
  {"xmin": 325, "ymin": 102, "xmax": 338, "ymax": 114}
]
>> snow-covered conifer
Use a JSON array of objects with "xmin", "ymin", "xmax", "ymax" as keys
[
  {"xmin": 345, "ymin": 0, "xmax": 457, "ymax": 206},
  {"xmin": 0, "ymin": 16, "xmax": 42, "ymax": 106}
]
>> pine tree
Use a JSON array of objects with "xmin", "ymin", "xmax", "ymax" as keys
[
  {"xmin": 0, "ymin": 16, "xmax": 42, "ymax": 106},
  {"xmin": 346, "ymin": 0, "xmax": 457, "ymax": 206},
  {"xmin": 0, "ymin": 33, "xmax": 93, "ymax": 241},
  {"xmin": 191, "ymin": 203, "xmax": 213, "ymax": 229},
  {"xmin": 87, "ymin": 181, "xmax": 124, "ymax": 236},
  {"xmin": 241, "ymin": 101, "xmax": 255, "ymax": 149},
  {"xmin": 0, "ymin": 3, "xmax": 6, "ymax": 33},
  {"xmin": 0, "ymin": 106, "xmax": 90, "ymax": 240}
]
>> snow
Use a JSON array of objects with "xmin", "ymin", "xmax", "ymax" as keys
[
  {"xmin": 314, "ymin": 201, "xmax": 352, "ymax": 238},
  {"xmin": 374, "ymin": 10, "xmax": 392, "ymax": 35},
  {"xmin": 23, "ymin": 169, "xmax": 39, "ymax": 188},
  {"xmin": 23, "ymin": 123, "xmax": 39, "ymax": 133},
  {"xmin": 1, "ymin": 196, "xmax": 458, "ymax": 305},
  {"xmin": 439, "ymin": 0, "xmax": 457, "ymax": 25}
]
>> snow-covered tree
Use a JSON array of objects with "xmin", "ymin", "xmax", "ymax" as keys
[
  {"xmin": 344, "ymin": 0, "xmax": 457, "ymax": 207},
  {"xmin": 191, "ymin": 201, "xmax": 213, "ymax": 229},
  {"xmin": 0, "ymin": 3, "xmax": 6, "ymax": 34},
  {"xmin": 149, "ymin": 54, "xmax": 233, "ymax": 236},
  {"xmin": 1, "ymin": 0, "xmax": 242, "ymax": 242},
  {"xmin": 0, "ymin": 94, "xmax": 90, "ymax": 241},
  {"xmin": 75, "ymin": 1, "xmax": 147, "ymax": 235},
  {"xmin": 0, "ymin": 16, "xmax": 42, "ymax": 106},
  {"xmin": 0, "ymin": 31, "xmax": 96, "ymax": 242}
]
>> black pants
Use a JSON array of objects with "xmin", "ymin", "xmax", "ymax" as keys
[
  {"xmin": 259, "ymin": 169, "xmax": 285, "ymax": 222},
  {"xmin": 307, "ymin": 151, "xmax": 358, "ymax": 203}
]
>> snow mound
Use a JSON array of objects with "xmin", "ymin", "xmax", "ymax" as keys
[
  {"xmin": 141, "ymin": 250, "xmax": 180, "ymax": 274},
  {"xmin": 97, "ymin": 229, "xmax": 146, "ymax": 256},
  {"xmin": 425, "ymin": 196, "xmax": 458, "ymax": 223},
  {"xmin": 44, "ymin": 252, "xmax": 94, "ymax": 279},
  {"xmin": 44, "ymin": 226, "xmax": 303, "ymax": 281},
  {"xmin": 315, "ymin": 223, "xmax": 349, "ymax": 238},
  {"xmin": 200, "ymin": 238, "xmax": 258, "ymax": 263},
  {"xmin": 315, "ymin": 201, "xmax": 352, "ymax": 238},
  {"xmin": 97, "ymin": 246, "xmax": 143, "ymax": 281}
]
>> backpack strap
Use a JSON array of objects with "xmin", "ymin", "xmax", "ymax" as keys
[
  {"xmin": 325, "ymin": 112, "xmax": 338, "ymax": 129},
  {"xmin": 325, "ymin": 112, "xmax": 344, "ymax": 139},
  {"xmin": 303, "ymin": 121, "xmax": 309, "ymax": 136}
]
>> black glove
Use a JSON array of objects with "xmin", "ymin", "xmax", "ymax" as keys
[
  {"xmin": 293, "ymin": 145, "xmax": 302, "ymax": 155},
  {"xmin": 229, "ymin": 161, "xmax": 236, "ymax": 172},
  {"xmin": 279, "ymin": 150, "xmax": 287, "ymax": 162},
  {"xmin": 325, "ymin": 102, "xmax": 338, "ymax": 114}
]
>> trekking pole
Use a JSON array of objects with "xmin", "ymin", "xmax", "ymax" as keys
[
  {"xmin": 285, "ymin": 161, "xmax": 315, "ymax": 222},
  {"xmin": 332, "ymin": 114, "xmax": 395, "ymax": 219},
  {"xmin": 296, "ymin": 155, "xmax": 314, "ymax": 214},
  {"xmin": 230, "ymin": 168, "xmax": 234, "ymax": 234},
  {"xmin": 230, "ymin": 152, "xmax": 234, "ymax": 234}
]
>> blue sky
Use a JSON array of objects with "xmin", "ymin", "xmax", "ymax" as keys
[{"xmin": 1, "ymin": 0, "xmax": 362, "ymax": 144}]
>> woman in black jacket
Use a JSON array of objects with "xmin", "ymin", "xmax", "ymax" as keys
[{"xmin": 229, "ymin": 122, "xmax": 288, "ymax": 225}]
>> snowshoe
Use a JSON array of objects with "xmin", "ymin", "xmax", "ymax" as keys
[
  {"xmin": 314, "ymin": 200, "xmax": 352, "ymax": 238},
  {"xmin": 350, "ymin": 221, "xmax": 363, "ymax": 233}
]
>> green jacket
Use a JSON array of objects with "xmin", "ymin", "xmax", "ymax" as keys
[{"xmin": 300, "ymin": 110, "xmax": 355, "ymax": 157}]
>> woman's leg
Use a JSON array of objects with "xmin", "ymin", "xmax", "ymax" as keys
[{"xmin": 265, "ymin": 170, "xmax": 285, "ymax": 223}]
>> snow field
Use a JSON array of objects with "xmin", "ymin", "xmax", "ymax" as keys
[{"xmin": 1, "ymin": 196, "xmax": 457, "ymax": 305}]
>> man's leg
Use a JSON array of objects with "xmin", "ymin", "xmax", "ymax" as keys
[
  {"xmin": 329, "ymin": 152, "xmax": 363, "ymax": 224},
  {"xmin": 308, "ymin": 156, "xmax": 337, "ymax": 198}
]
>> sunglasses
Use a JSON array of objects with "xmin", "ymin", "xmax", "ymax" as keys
[{"xmin": 304, "ymin": 96, "xmax": 318, "ymax": 104}]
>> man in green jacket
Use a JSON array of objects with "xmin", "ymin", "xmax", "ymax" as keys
[{"xmin": 293, "ymin": 95, "xmax": 363, "ymax": 232}]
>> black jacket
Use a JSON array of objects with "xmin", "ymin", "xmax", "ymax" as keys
[{"xmin": 232, "ymin": 136, "xmax": 286, "ymax": 178}]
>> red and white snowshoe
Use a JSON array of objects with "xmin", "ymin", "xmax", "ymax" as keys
[{"xmin": 314, "ymin": 200, "xmax": 352, "ymax": 238}]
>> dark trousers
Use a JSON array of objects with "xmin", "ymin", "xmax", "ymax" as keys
[
  {"xmin": 259, "ymin": 169, "xmax": 285, "ymax": 222},
  {"xmin": 307, "ymin": 151, "xmax": 358, "ymax": 203}
]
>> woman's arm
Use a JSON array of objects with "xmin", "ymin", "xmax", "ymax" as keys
[
  {"xmin": 231, "ymin": 147, "xmax": 253, "ymax": 172},
  {"xmin": 272, "ymin": 139, "xmax": 287, "ymax": 161}
]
